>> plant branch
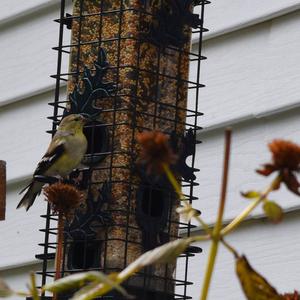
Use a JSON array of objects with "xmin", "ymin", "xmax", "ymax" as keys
[
  {"xmin": 200, "ymin": 129, "xmax": 232, "ymax": 300},
  {"xmin": 221, "ymin": 238, "xmax": 239, "ymax": 258},
  {"xmin": 221, "ymin": 175, "xmax": 281, "ymax": 236},
  {"xmin": 53, "ymin": 212, "xmax": 64, "ymax": 300},
  {"xmin": 162, "ymin": 163, "xmax": 211, "ymax": 234},
  {"xmin": 30, "ymin": 272, "xmax": 40, "ymax": 300}
]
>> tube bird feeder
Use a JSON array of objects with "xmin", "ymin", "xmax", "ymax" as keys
[{"xmin": 36, "ymin": 0, "xmax": 209, "ymax": 299}]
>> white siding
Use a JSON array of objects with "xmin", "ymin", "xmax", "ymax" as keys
[
  {"xmin": 201, "ymin": 0, "xmax": 300, "ymax": 40},
  {"xmin": 0, "ymin": 1, "xmax": 60, "ymax": 25},
  {"xmin": 0, "ymin": 1, "xmax": 71, "ymax": 107},
  {"xmin": 192, "ymin": 10, "xmax": 300, "ymax": 129},
  {"xmin": 0, "ymin": 263, "xmax": 42, "ymax": 293},
  {"xmin": 0, "ymin": 0, "xmax": 300, "ymax": 299},
  {"xmin": 193, "ymin": 107, "xmax": 300, "ymax": 225},
  {"xmin": 177, "ymin": 212, "xmax": 300, "ymax": 299},
  {"xmin": 0, "ymin": 181, "xmax": 47, "ymax": 270},
  {"xmin": 0, "ymin": 91, "xmax": 63, "ymax": 182}
]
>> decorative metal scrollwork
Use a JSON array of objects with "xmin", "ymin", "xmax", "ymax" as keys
[{"xmin": 64, "ymin": 48, "xmax": 117, "ymax": 119}]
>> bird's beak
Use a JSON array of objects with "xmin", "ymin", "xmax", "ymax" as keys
[{"xmin": 80, "ymin": 114, "xmax": 90, "ymax": 124}]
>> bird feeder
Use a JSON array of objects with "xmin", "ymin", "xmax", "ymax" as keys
[{"xmin": 36, "ymin": 0, "xmax": 208, "ymax": 299}]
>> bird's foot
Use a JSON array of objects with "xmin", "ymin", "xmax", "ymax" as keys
[{"xmin": 33, "ymin": 175, "xmax": 59, "ymax": 184}]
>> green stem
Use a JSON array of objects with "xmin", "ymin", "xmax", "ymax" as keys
[
  {"xmin": 53, "ymin": 212, "xmax": 64, "ymax": 300},
  {"xmin": 200, "ymin": 129, "xmax": 232, "ymax": 300},
  {"xmin": 221, "ymin": 176, "xmax": 281, "ymax": 236},
  {"xmin": 162, "ymin": 163, "xmax": 211, "ymax": 234},
  {"xmin": 16, "ymin": 291, "xmax": 30, "ymax": 297},
  {"xmin": 30, "ymin": 272, "xmax": 40, "ymax": 300},
  {"xmin": 193, "ymin": 234, "xmax": 211, "ymax": 242},
  {"xmin": 221, "ymin": 239, "xmax": 239, "ymax": 258}
]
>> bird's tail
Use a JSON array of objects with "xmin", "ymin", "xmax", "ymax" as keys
[{"xmin": 17, "ymin": 181, "xmax": 43, "ymax": 211}]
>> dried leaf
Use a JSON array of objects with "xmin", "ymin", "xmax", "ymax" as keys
[
  {"xmin": 282, "ymin": 291, "xmax": 300, "ymax": 299},
  {"xmin": 176, "ymin": 204, "xmax": 200, "ymax": 222},
  {"xmin": 236, "ymin": 255, "xmax": 283, "ymax": 300},
  {"xmin": 241, "ymin": 191, "xmax": 261, "ymax": 199},
  {"xmin": 263, "ymin": 201, "xmax": 283, "ymax": 224},
  {"xmin": 0, "ymin": 279, "xmax": 13, "ymax": 298},
  {"xmin": 282, "ymin": 171, "xmax": 300, "ymax": 196}
]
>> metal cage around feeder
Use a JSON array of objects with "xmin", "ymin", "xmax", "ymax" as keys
[{"xmin": 36, "ymin": 0, "xmax": 209, "ymax": 299}]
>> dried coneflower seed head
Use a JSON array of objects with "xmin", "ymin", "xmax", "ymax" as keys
[
  {"xmin": 256, "ymin": 139, "xmax": 300, "ymax": 196},
  {"xmin": 137, "ymin": 130, "xmax": 177, "ymax": 174},
  {"xmin": 269, "ymin": 140, "xmax": 300, "ymax": 171},
  {"xmin": 282, "ymin": 291, "xmax": 300, "ymax": 300},
  {"xmin": 43, "ymin": 183, "xmax": 84, "ymax": 218}
]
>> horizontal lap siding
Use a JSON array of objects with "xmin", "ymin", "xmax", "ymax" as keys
[
  {"xmin": 0, "ymin": 263, "xmax": 42, "ymax": 292},
  {"xmin": 177, "ymin": 212, "xmax": 300, "ymax": 299},
  {"xmin": 0, "ymin": 182, "xmax": 47, "ymax": 270},
  {"xmin": 192, "ymin": 10, "xmax": 300, "ymax": 129},
  {"xmin": 0, "ymin": 3, "xmax": 71, "ymax": 107},
  {"xmin": 1, "ymin": 1, "xmax": 299, "ymax": 299},
  {"xmin": 0, "ymin": 91, "xmax": 59, "ymax": 182},
  {"xmin": 0, "ymin": 0, "xmax": 59, "ymax": 25},
  {"xmin": 200, "ymin": 0, "xmax": 300, "ymax": 40},
  {"xmin": 192, "ymin": 107, "xmax": 300, "ymax": 225}
]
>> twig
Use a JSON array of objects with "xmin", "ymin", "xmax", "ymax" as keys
[
  {"xmin": 30, "ymin": 272, "xmax": 40, "ymax": 300},
  {"xmin": 53, "ymin": 212, "xmax": 64, "ymax": 300},
  {"xmin": 200, "ymin": 128, "xmax": 232, "ymax": 300},
  {"xmin": 162, "ymin": 163, "xmax": 211, "ymax": 234},
  {"xmin": 221, "ymin": 175, "xmax": 281, "ymax": 236},
  {"xmin": 0, "ymin": 160, "xmax": 6, "ymax": 221},
  {"xmin": 221, "ymin": 238, "xmax": 239, "ymax": 258}
]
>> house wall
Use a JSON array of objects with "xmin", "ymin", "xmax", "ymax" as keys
[{"xmin": 0, "ymin": 0, "xmax": 299, "ymax": 299}]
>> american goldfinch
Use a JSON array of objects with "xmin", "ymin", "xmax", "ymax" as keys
[{"xmin": 17, "ymin": 114, "xmax": 88, "ymax": 211}]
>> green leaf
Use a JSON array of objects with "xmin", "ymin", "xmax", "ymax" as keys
[
  {"xmin": 0, "ymin": 279, "xmax": 13, "ymax": 298},
  {"xmin": 120, "ymin": 237, "xmax": 194, "ymax": 278},
  {"xmin": 71, "ymin": 279, "xmax": 132, "ymax": 300},
  {"xmin": 241, "ymin": 191, "xmax": 261, "ymax": 199},
  {"xmin": 70, "ymin": 282, "xmax": 100, "ymax": 300},
  {"xmin": 43, "ymin": 272, "xmax": 97, "ymax": 293},
  {"xmin": 43, "ymin": 271, "xmax": 131, "ymax": 300},
  {"xmin": 89, "ymin": 238, "xmax": 195, "ymax": 298},
  {"xmin": 263, "ymin": 201, "xmax": 283, "ymax": 224},
  {"xmin": 43, "ymin": 238, "xmax": 195, "ymax": 300},
  {"xmin": 43, "ymin": 271, "xmax": 115, "ymax": 293}
]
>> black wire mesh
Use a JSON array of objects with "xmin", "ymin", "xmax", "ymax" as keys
[{"xmin": 36, "ymin": 0, "xmax": 209, "ymax": 299}]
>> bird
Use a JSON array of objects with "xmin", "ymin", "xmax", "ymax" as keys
[{"xmin": 17, "ymin": 114, "xmax": 88, "ymax": 211}]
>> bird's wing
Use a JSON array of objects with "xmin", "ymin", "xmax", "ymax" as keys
[{"xmin": 34, "ymin": 137, "xmax": 66, "ymax": 175}]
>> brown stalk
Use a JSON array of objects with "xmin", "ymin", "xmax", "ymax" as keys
[
  {"xmin": 200, "ymin": 128, "xmax": 232, "ymax": 300},
  {"xmin": 0, "ymin": 160, "xmax": 6, "ymax": 221},
  {"xmin": 53, "ymin": 212, "xmax": 64, "ymax": 300}
]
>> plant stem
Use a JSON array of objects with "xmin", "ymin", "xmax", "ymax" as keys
[
  {"xmin": 162, "ymin": 163, "xmax": 211, "ymax": 234},
  {"xmin": 200, "ymin": 129, "xmax": 232, "ymax": 300},
  {"xmin": 30, "ymin": 272, "xmax": 40, "ymax": 300},
  {"xmin": 221, "ymin": 175, "xmax": 281, "ymax": 236},
  {"xmin": 16, "ymin": 291, "xmax": 30, "ymax": 297},
  {"xmin": 221, "ymin": 238, "xmax": 239, "ymax": 258},
  {"xmin": 53, "ymin": 212, "xmax": 64, "ymax": 300}
]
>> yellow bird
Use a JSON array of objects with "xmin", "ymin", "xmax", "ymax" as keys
[{"xmin": 17, "ymin": 114, "xmax": 88, "ymax": 211}]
